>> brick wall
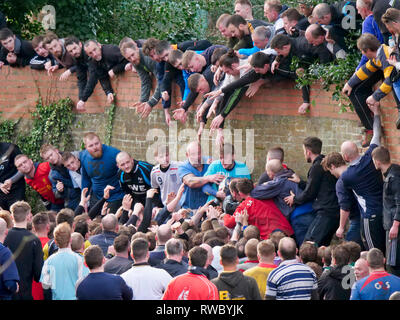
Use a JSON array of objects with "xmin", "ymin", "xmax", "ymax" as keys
[{"xmin": 0, "ymin": 66, "xmax": 398, "ymax": 179}]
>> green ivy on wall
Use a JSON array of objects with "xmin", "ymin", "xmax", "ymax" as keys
[{"xmin": 0, "ymin": 98, "xmax": 75, "ymax": 213}]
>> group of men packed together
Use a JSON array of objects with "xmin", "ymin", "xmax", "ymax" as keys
[{"xmin": 1, "ymin": 0, "xmax": 400, "ymax": 301}]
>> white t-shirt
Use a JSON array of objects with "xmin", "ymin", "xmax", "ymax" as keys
[{"xmin": 121, "ymin": 265, "xmax": 172, "ymax": 300}]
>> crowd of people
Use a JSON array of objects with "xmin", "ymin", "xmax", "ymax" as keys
[{"xmin": 1, "ymin": 0, "xmax": 400, "ymax": 301}]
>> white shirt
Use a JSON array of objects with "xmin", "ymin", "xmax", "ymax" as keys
[{"xmin": 121, "ymin": 264, "xmax": 172, "ymax": 300}]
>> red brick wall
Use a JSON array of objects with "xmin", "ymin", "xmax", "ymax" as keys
[{"xmin": 1, "ymin": 66, "xmax": 399, "ymax": 162}]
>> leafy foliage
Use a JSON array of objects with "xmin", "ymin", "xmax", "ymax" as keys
[
  {"xmin": 0, "ymin": 0, "xmax": 46, "ymax": 39},
  {"xmin": 16, "ymin": 98, "xmax": 75, "ymax": 162},
  {"xmin": 291, "ymin": 28, "xmax": 362, "ymax": 112},
  {"xmin": 0, "ymin": 98, "xmax": 75, "ymax": 213}
]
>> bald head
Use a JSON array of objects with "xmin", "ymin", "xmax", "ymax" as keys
[
  {"xmin": 101, "ymin": 214, "xmax": 118, "ymax": 232},
  {"xmin": 266, "ymin": 159, "xmax": 283, "ymax": 179},
  {"xmin": 278, "ymin": 237, "xmax": 297, "ymax": 260},
  {"xmin": 341, "ymin": 141, "xmax": 360, "ymax": 162},
  {"xmin": 156, "ymin": 224, "xmax": 172, "ymax": 244},
  {"xmin": 116, "ymin": 151, "xmax": 134, "ymax": 173},
  {"xmin": 186, "ymin": 141, "xmax": 202, "ymax": 166}
]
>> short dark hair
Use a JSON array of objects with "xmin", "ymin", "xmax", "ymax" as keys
[
  {"xmin": 220, "ymin": 244, "xmax": 238, "ymax": 266},
  {"xmin": 299, "ymin": 241, "xmax": 318, "ymax": 264},
  {"xmin": 154, "ymin": 40, "xmax": 170, "ymax": 55},
  {"xmin": 189, "ymin": 246, "xmax": 208, "ymax": 267},
  {"xmin": 332, "ymin": 244, "xmax": 350, "ymax": 266},
  {"xmin": 43, "ymin": 31, "xmax": 59, "ymax": 46},
  {"xmin": 236, "ymin": 178, "xmax": 254, "ymax": 194},
  {"xmin": 281, "ymin": 8, "xmax": 302, "ymax": 22},
  {"xmin": 205, "ymin": 236, "xmax": 225, "ymax": 248},
  {"xmin": 61, "ymin": 151, "xmax": 77, "ymax": 163},
  {"xmin": 215, "ymin": 227, "xmax": 230, "ymax": 241},
  {"xmin": 32, "ymin": 35, "xmax": 45, "ymax": 49},
  {"xmin": 64, "ymin": 36, "xmax": 81, "ymax": 48},
  {"xmin": 187, "ymin": 73, "xmax": 204, "ymax": 92},
  {"xmin": 226, "ymin": 14, "xmax": 248, "ymax": 28},
  {"xmin": 10, "ymin": 201, "xmax": 31, "ymax": 223},
  {"xmin": 113, "ymin": 234, "xmax": 130, "ymax": 253},
  {"xmin": 270, "ymin": 34, "xmax": 291, "ymax": 50},
  {"xmin": 342, "ymin": 241, "xmax": 361, "ymax": 263},
  {"xmin": 32, "ymin": 212, "xmax": 50, "ymax": 232},
  {"xmin": 131, "ymin": 237, "xmax": 149, "ymax": 261},
  {"xmin": 142, "ymin": 38, "xmax": 160, "ymax": 56},
  {"xmin": 321, "ymin": 152, "xmax": 346, "ymax": 171},
  {"xmin": 303, "ymin": 136, "xmax": 322, "ymax": 155},
  {"xmin": 250, "ymin": 51, "xmax": 272, "ymax": 68},
  {"xmin": 219, "ymin": 49, "xmax": 239, "ymax": 68},
  {"xmin": 203, "ymin": 230, "xmax": 217, "ymax": 243},
  {"xmin": 211, "ymin": 47, "xmax": 229, "ymax": 66},
  {"xmin": 84, "ymin": 245, "xmax": 104, "ymax": 269},
  {"xmin": 0, "ymin": 28, "xmax": 14, "ymax": 41},
  {"xmin": 357, "ymin": 33, "xmax": 381, "ymax": 52},
  {"xmin": 372, "ymin": 146, "xmax": 391, "ymax": 165},
  {"xmin": 56, "ymin": 208, "xmax": 74, "ymax": 227},
  {"xmin": 168, "ymin": 49, "xmax": 183, "ymax": 66},
  {"xmin": 243, "ymin": 225, "xmax": 260, "ymax": 240},
  {"xmin": 367, "ymin": 248, "xmax": 385, "ymax": 269},
  {"xmin": 73, "ymin": 219, "xmax": 88, "ymax": 238}
]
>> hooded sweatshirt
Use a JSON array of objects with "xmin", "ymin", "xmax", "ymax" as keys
[
  {"xmin": 318, "ymin": 265, "xmax": 353, "ymax": 300},
  {"xmin": 211, "ymin": 270, "xmax": 261, "ymax": 300}
]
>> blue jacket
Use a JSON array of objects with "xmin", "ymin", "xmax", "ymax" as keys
[
  {"xmin": 250, "ymin": 169, "xmax": 306, "ymax": 218},
  {"xmin": 49, "ymin": 167, "xmax": 80, "ymax": 210},
  {"xmin": 89, "ymin": 231, "xmax": 119, "ymax": 256}
]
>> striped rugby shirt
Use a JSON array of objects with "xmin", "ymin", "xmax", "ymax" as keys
[
  {"xmin": 348, "ymin": 44, "xmax": 394, "ymax": 102},
  {"xmin": 266, "ymin": 259, "xmax": 318, "ymax": 300}
]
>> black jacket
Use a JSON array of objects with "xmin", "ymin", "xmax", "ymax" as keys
[
  {"xmin": 156, "ymin": 259, "xmax": 188, "ymax": 278},
  {"xmin": 318, "ymin": 265, "xmax": 353, "ymax": 300},
  {"xmin": 383, "ymin": 164, "xmax": 400, "ymax": 230},
  {"xmin": 0, "ymin": 37, "xmax": 36, "ymax": 67},
  {"xmin": 71, "ymin": 48, "xmax": 93, "ymax": 101},
  {"xmin": 83, "ymin": 44, "xmax": 128, "ymax": 101},
  {"xmin": 3, "ymin": 228, "xmax": 44, "ymax": 300},
  {"xmin": 294, "ymin": 154, "xmax": 340, "ymax": 215},
  {"xmin": 29, "ymin": 54, "xmax": 56, "ymax": 70},
  {"xmin": 211, "ymin": 270, "xmax": 262, "ymax": 300},
  {"xmin": 372, "ymin": 0, "xmax": 400, "ymax": 36}
]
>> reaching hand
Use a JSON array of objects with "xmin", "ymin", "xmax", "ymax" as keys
[
  {"xmin": 59, "ymin": 69, "xmax": 71, "ymax": 81},
  {"xmin": 288, "ymin": 173, "xmax": 300, "ymax": 184},
  {"xmin": 122, "ymin": 194, "xmax": 133, "ymax": 211},
  {"xmin": 162, "ymin": 91, "xmax": 170, "ymax": 101},
  {"xmin": 79, "ymin": 188, "xmax": 91, "ymax": 211},
  {"xmin": 56, "ymin": 180, "xmax": 64, "ymax": 193},
  {"xmin": 172, "ymin": 108, "xmax": 187, "ymax": 123},
  {"xmin": 298, "ymin": 103, "xmax": 310, "ymax": 115},
  {"xmin": 283, "ymin": 190, "xmax": 295, "ymax": 207},
  {"xmin": 103, "ymin": 185, "xmax": 115, "ymax": 200},
  {"xmin": 76, "ymin": 100, "xmax": 86, "ymax": 111},
  {"xmin": 342, "ymin": 83, "xmax": 352, "ymax": 96},
  {"xmin": 107, "ymin": 93, "xmax": 115, "ymax": 104},
  {"xmin": 146, "ymin": 188, "xmax": 158, "ymax": 198}
]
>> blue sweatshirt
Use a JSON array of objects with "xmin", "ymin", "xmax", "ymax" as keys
[{"xmin": 80, "ymin": 144, "xmax": 124, "ymax": 202}]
